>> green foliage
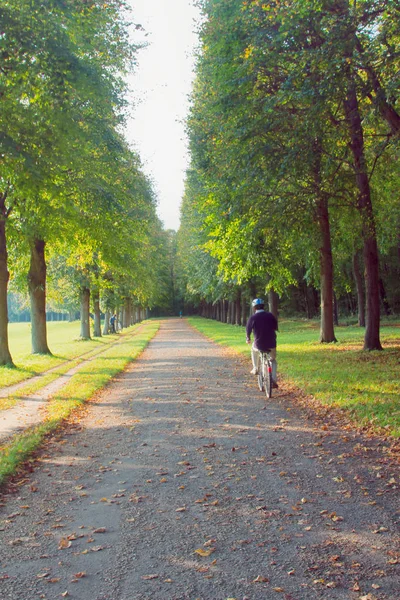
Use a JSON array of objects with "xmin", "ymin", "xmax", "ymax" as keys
[
  {"xmin": 179, "ymin": 0, "xmax": 400, "ymax": 330},
  {"xmin": 1, "ymin": 0, "xmax": 172, "ymax": 360}
]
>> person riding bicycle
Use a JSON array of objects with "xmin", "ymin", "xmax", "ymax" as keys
[{"xmin": 246, "ymin": 298, "xmax": 278, "ymax": 388}]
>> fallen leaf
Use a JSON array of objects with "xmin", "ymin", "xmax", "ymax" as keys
[
  {"xmin": 253, "ymin": 575, "xmax": 269, "ymax": 583},
  {"xmin": 142, "ymin": 574, "xmax": 159, "ymax": 580},
  {"xmin": 92, "ymin": 528, "xmax": 107, "ymax": 534},
  {"xmin": 194, "ymin": 548, "xmax": 215, "ymax": 557},
  {"xmin": 372, "ymin": 526, "xmax": 388, "ymax": 533},
  {"xmin": 58, "ymin": 538, "xmax": 72, "ymax": 550},
  {"xmin": 73, "ymin": 572, "xmax": 86, "ymax": 579}
]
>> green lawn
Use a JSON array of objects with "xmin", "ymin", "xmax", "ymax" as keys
[
  {"xmin": 188, "ymin": 317, "xmax": 400, "ymax": 437},
  {"xmin": 2, "ymin": 321, "xmax": 125, "ymax": 388}
]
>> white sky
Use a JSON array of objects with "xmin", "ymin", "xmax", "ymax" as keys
[{"xmin": 125, "ymin": 0, "xmax": 201, "ymax": 231}]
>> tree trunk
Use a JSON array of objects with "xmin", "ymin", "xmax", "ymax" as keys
[
  {"xmin": 318, "ymin": 200, "xmax": 336, "ymax": 342},
  {"xmin": 344, "ymin": 83, "xmax": 382, "ymax": 350},
  {"xmin": 314, "ymin": 144, "xmax": 336, "ymax": 343},
  {"xmin": 333, "ymin": 292, "xmax": 339, "ymax": 326},
  {"xmin": 242, "ymin": 296, "xmax": 247, "ymax": 326},
  {"xmin": 235, "ymin": 289, "xmax": 241, "ymax": 326},
  {"xmin": 352, "ymin": 251, "xmax": 365, "ymax": 327},
  {"xmin": 28, "ymin": 238, "xmax": 51, "ymax": 354},
  {"xmin": 123, "ymin": 298, "xmax": 130, "ymax": 328},
  {"xmin": 117, "ymin": 309, "xmax": 123, "ymax": 330},
  {"xmin": 103, "ymin": 310, "xmax": 110, "ymax": 335},
  {"xmin": 0, "ymin": 209, "xmax": 13, "ymax": 365},
  {"xmin": 303, "ymin": 281, "xmax": 312, "ymax": 319},
  {"xmin": 229, "ymin": 300, "xmax": 234, "ymax": 324},
  {"xmin": 268, "ymin": 289, "xmax": 279, "ymax": 322},
  {"xmin": 379, "ymin": 278, "xmax": 391, "ymax": 316},
  {"xmin": 80, "ymin": 287, "xmax": 91, "ymax": 339},
  {"xmin": 92, "ymin": 289, "xmax": 102, "ymax": 337}
]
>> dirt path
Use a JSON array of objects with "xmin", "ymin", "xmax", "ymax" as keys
[{"xmin": 0, "ymin": 319, "xmax": 398, "ymax": 600}]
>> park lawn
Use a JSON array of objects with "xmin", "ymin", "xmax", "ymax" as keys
[
  {"xmin": 0, "ymin": 320, "xmax": 160, "ymax": 486},
  {"xmin": 2, "ymin": 321, "xmax": 125, "ymax": 388},
  {"xmin": 188, "ymin": 317, "xmax": 400, "ymax": 437}
]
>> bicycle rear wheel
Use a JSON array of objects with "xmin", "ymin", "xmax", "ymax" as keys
[
  {"xmin": 265, "ymin": 360, "xmax": 272, "ymax": 398},
  {"xmin": 258, "ymin": 367, "xmax": 264, "ymax": 391}
]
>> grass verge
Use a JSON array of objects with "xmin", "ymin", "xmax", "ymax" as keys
[
  {"xmin": 0, "ymin": 326, "xmax": 142, "ymax": 412},
  {"xmin": 2, "ymin": 321, "xmax": 126, "ymax": 388},
  {"xmin": 187, "ymin": 316, "xmax": 400, "ymax": 437},
  {"xmin": 0, "ymin": 320, "xmax": 159, "ymax": 487}
]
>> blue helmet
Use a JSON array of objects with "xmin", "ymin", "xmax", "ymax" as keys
[{"xmin": 252, "ymin": 298, "xmax": 264, "ymax": 307}]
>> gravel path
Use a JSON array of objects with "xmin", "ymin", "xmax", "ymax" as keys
[{"xmin": 0, "ymin": 319, "xmax": 399, "ymax": 600}]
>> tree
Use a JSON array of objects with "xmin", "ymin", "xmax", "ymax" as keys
[
  {"xmin": 0, "ymin": 0, "xmax": 146, "ymax": 358},
  {"xmin": 181, "ymin": 0, "xmax": 399, "ymax": 349}
]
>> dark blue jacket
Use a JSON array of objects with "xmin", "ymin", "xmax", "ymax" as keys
[{"xmin": 246, "ymin": 310, "xmax": 277, "ymax": 351}]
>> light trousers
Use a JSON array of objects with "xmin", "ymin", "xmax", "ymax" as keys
[{"xmin": 251, "ymin": 345, "xmax": 277, "ymax": 382}]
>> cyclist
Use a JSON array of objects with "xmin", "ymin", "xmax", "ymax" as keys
[{"xmin": 246, "ymin": 298, "xmax": 278, "ymax": 388}]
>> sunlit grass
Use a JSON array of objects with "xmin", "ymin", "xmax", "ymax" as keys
[
  {"xmin": 188, "ymin": 317, "xmax": 400, "ymax": 437},
  {"xmin": 0, "ymin": 358, "xmax": 81, "ymax": 412},
  {"xmin": 0, "ymin": 320, "xmax": 160, "ymax": 486},
  {"xmin": 2, "ymin": 321, "xmax": 133, "ymax": 388}
]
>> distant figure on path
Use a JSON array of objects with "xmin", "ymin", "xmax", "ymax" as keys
[{"xmin": 110, "ymin": 313, "xmax": 117, "ymax": 333}]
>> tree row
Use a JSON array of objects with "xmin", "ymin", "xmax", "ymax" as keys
[
  {"xmin": 178, "ymin": 0, "xmax": 400, "ymax": 348},
  {"xmin": 1, "ymin": 0, "xmax": 168, "ymax": 365}
]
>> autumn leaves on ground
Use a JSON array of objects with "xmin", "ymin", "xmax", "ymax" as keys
[{"xmin": 0, "ymin": 319, "xmax": 399, "ymax": 600}]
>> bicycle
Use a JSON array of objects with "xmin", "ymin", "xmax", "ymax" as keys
[{"xmin": 257, "ymin": 350, "xmax": 273, "ymax": 398}]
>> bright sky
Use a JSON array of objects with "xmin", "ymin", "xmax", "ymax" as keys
[{"xmin": 125, "ymin": 0, "xmax": 201, "ymax": 231}]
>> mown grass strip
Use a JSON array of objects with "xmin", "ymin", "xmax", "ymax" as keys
[
  {"xmin": 0, "ymin": 320, "xmax": 159, "ymax": 486},
  {"xmin": 0, "ymin": 325, "xmax": 145, "ymax": 412},
  {"xmin": 2, "ymin": 322, "xmax": 128, "ymax": 388},
  {"xmin": 187, "ymin": 317, "xmax": 400, "ymax": 437}
]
